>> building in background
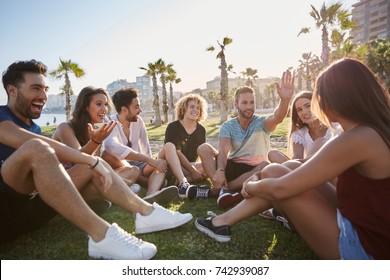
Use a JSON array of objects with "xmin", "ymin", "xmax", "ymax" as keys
[
  {"xmin": 45, "ymin": 94, "xmax": 77, "ymax": 113},
  {"xmin": 106, "ymin": 76, "xmax": 153, "ymax": 100},
  {"xmin": 351, "ymin": 0, "xmax": 390, "ymax": 44}
]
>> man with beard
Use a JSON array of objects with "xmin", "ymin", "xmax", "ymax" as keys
[
  {"xmin": 103, "ymin": 88, "xmax": 203, "ymax": 206},
  {"xmin": 198, "ymin": 70, "xmax": 294, "ymax": 209},
  {"xmin": 0, "ymin": 60, "xmax": 193, "ymax": 259}
]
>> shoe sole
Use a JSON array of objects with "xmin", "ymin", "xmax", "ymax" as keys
[
  {"xmin": 143, "ymin": 186, "xmax": 178, "ymax": 206},
  {"xmin": 187, "ymin": 185, "xmax": 211, "ymax": 200},
  {"xmin": 217, "ymin": 193, "xmax": 242, "ymax": 209},
  {"xmin": 135, "ymin": 213, "xmax": 193, "ymax": 234},
  {"xmin": 194, "ymin": 220, "xmax": 231, "ymax": 242},
  {"xmin": 88, "ymin": 248, "xmax": 157, "ymax": 260}
]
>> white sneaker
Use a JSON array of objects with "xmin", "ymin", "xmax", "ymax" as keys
[
  {"xmin": 130, "ymin": 183, "xmax": 141, "ymax": 194},
  {"xmin": 135, "ymin": 202, "xmax": 193, "ymax": 234},
  {"xmin": 88, "ymin": 223, "xmax": 157, "ymax": 260}
]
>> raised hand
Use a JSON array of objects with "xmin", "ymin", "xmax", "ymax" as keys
[{"xmin": 276, "ymin": 70, "xmax": 294, "ymax": 101}]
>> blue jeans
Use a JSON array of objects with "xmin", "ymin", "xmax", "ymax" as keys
[{"xmin": 337, "ymin": 209, "xmax": 373, "ymax": 260}]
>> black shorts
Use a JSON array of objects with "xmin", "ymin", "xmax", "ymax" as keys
[
  {"xmin": 0, "ymin": 165, "xmax": 57, "ymax": 242},
  {"xmin": 225, "ymin": 159, "xmax": 256, "ymax": 182}
]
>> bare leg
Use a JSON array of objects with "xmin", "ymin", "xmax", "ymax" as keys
[
  {"xmin": 212, "ymin": 196, "xmax": 273, "ymax": 227},
  {"xmin": 115, "ymin": 165, "xmax": 140, "ymax": 186},
  {"xmin": 142, "ymin": 164, "xmax": 166, "ymax": 196},
  {"xmin": 197, "ymin": 143, "xmax": 218, "ymax": 179},
  {"xmin": 101, "ymin": 151, "xmax": 140, "ymax": 186},
  {"xmin": 197, "ymin": 143, "xmax": 219, "ymax": 195},
  {"xmin": 158, "ymin": 142, "xmax": 186, "ymax": 182},
  {"xmin": 1, "ymin": 139, "xmax": 109, "ymax": 242},
  {"xmin": 66, "ymin": 158, "xmax": 154, "ymax": 216},
  {"xmin": 268, "ymin": 149, "xmax": 289, "ymax": 163},
  {"xmin": 259, "ymin": 163, "xmax": 340, "ymax": 259}
]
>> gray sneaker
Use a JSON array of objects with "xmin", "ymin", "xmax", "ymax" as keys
[{"xmin": 143, "ymin": 185, "xmax": 178, "ymax": 206}]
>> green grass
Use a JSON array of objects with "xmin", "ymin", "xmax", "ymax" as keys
[{"xmin": 0, "ymin": 115, "xmax": 317, "ymax": 260}]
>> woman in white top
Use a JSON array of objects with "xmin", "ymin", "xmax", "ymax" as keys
[
  {"xmin": 268, "ymin": 91, "xmax": 333, "ymax": 163},
  {"xmin": 263, "ymin": 91, "xmax": 336, "ymax": 221}
]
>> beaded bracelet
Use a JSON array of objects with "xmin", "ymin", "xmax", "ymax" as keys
[{"xmin": 90, "ymin": 158, "xmax": 100, "ymax": 169}]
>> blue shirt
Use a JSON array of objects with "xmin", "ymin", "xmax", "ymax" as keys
[
  {"xmin": 219, "ymin": 115, "xmax": 270, "ymax": 165},
  {"xmin": 0, "ymin": 105, "xmax": 41, "ymax": 162}
]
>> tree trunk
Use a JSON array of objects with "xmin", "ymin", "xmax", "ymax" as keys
[
  {"xmin": 321, "ymin": 26, "xmax": 331, "ymax": 66},
  {"xmin": 152, "ymin": 74, "xmax": 162, "ymax": 126},
  {"xmin": 169, "ymin": 82, "xmax": 175, "ymax": 122},
  {"xmin": 65, "ymin": 74, "xmax": 72, "ymax": 121},
  {"xmin": 161, "ymin": 79, "xmax": 169, "ymax": 124},
  {"xmin": 220, "ymin": 55, "xmax": 229, "ymax": 123}
]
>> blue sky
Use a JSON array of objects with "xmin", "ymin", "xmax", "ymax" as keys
[{"xmin": 0, "ymin": 0, "xmax": 358, "ymax": 104}]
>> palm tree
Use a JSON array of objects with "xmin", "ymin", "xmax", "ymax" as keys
[
  {"xmin": 241, "ymin": 67, "xmax": 260, "ymax": 108},
  {"xmin": 140, "ymin": 59, "xmax": 162, "ymax": 126},
  {"xmin": 241, "ymin": 67, "xmax": 258, "ymax": 87},
  {"xmin": 298, "ymin": 2, "xmax": 353, "ymax": 66},
  {"xmin": 50, "ymin": 58, "xmax": 85, "ymax": 121},
  {"xmin": 364, "ymin": 38, "xmax": 390, "ymax": 89},
  {"xmin": 207, "ymin": 36, "xmax": 233, "ymax": 123},
  {"xmin": 156, "ymin": 59, "xmax": 170, "ymax": 124},
  {"xmin": 264, "ymin": 83, "xmax": 277, "ymax": 109},
  {"xmin": 298, "ymin": 52, "xmax": 322, "ymax": 90},
  {"xmin": 166, "ymin": 65, "xmax": 181, "ymax": 122}
]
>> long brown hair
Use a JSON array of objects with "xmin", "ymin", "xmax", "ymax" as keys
[
  {"xmin": 287, "ymin": 91, "xmax": 314, "ymax": 154},
  {"xmin": 70, "ymin": 86, "xmax": 112, "ymax": 146},
  {"xmin": 312, "ymin": 58, "xmax": 390, "ymax": 144}
]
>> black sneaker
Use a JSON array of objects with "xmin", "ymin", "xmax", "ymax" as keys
[
  {"xmin": 178, "ymin": 181, "xmax": 191, "ymax": 198},
  {"xmin": 143, "ymin": 185, "xmax": 178, "ymax": 206},
  {"xmin": 88, "ymin": 199, "xmax": 112, "ymax": 216},
  {"xmin": 195, "ymin": 217, "xmax": 231, "ymax": 242},
  {"xmin": 187, "ymin": 185, "xmax": 211, "ymax": 199}
]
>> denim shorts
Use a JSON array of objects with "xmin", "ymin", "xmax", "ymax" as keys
[
  {"xmin": 128, "ymin": 161, "xmax": 147, "ymax": 174},
  {"xmin": 337, "ymin": 209, "xmax": 373, "ymax": 260}
]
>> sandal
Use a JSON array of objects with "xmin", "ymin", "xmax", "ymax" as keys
[
  {"xmin": 259, "ymin": 208, "xmax": 293, "ymax": 231},
  {"xmin": 258, "ymin": 208, "xmax": 275, "ymax": 220}
]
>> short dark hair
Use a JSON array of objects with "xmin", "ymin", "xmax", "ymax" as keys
[
  {"xmin": 112, "ymin": 88, "xmax": 139, "ymax": 113},
  {"xmin": 2, "ymin": 59, "xmax": 47, "ymax": 96},
  {"xmin": 235, "ymin": 86, "xmax": 254, "ymax": 101}
]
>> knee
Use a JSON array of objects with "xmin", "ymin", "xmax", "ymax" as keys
[
  {"xmin": 163, "ymin": 142, "xmax": 176, "ymax": 152},
  {"xmin": 21, "ymin": 139, "xmax": 57, "ymax": 166},
  {"xmin": 23, "ymin": 139, "xmax": 54, "ymax": 157},
  {"xmin": 261, "ymin": 163, "xmax": 291, "ymax": 179},
  {"xmin": 268, "ymin": 149, "xmax": 288, "ymax": 164},
  {"xmin": 197, "ymin": 143, "xmax": 214, "ymax": 158},
  {"xmin": 131, "ymin": 165, "xmax": 141, "ymax": 179}
]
